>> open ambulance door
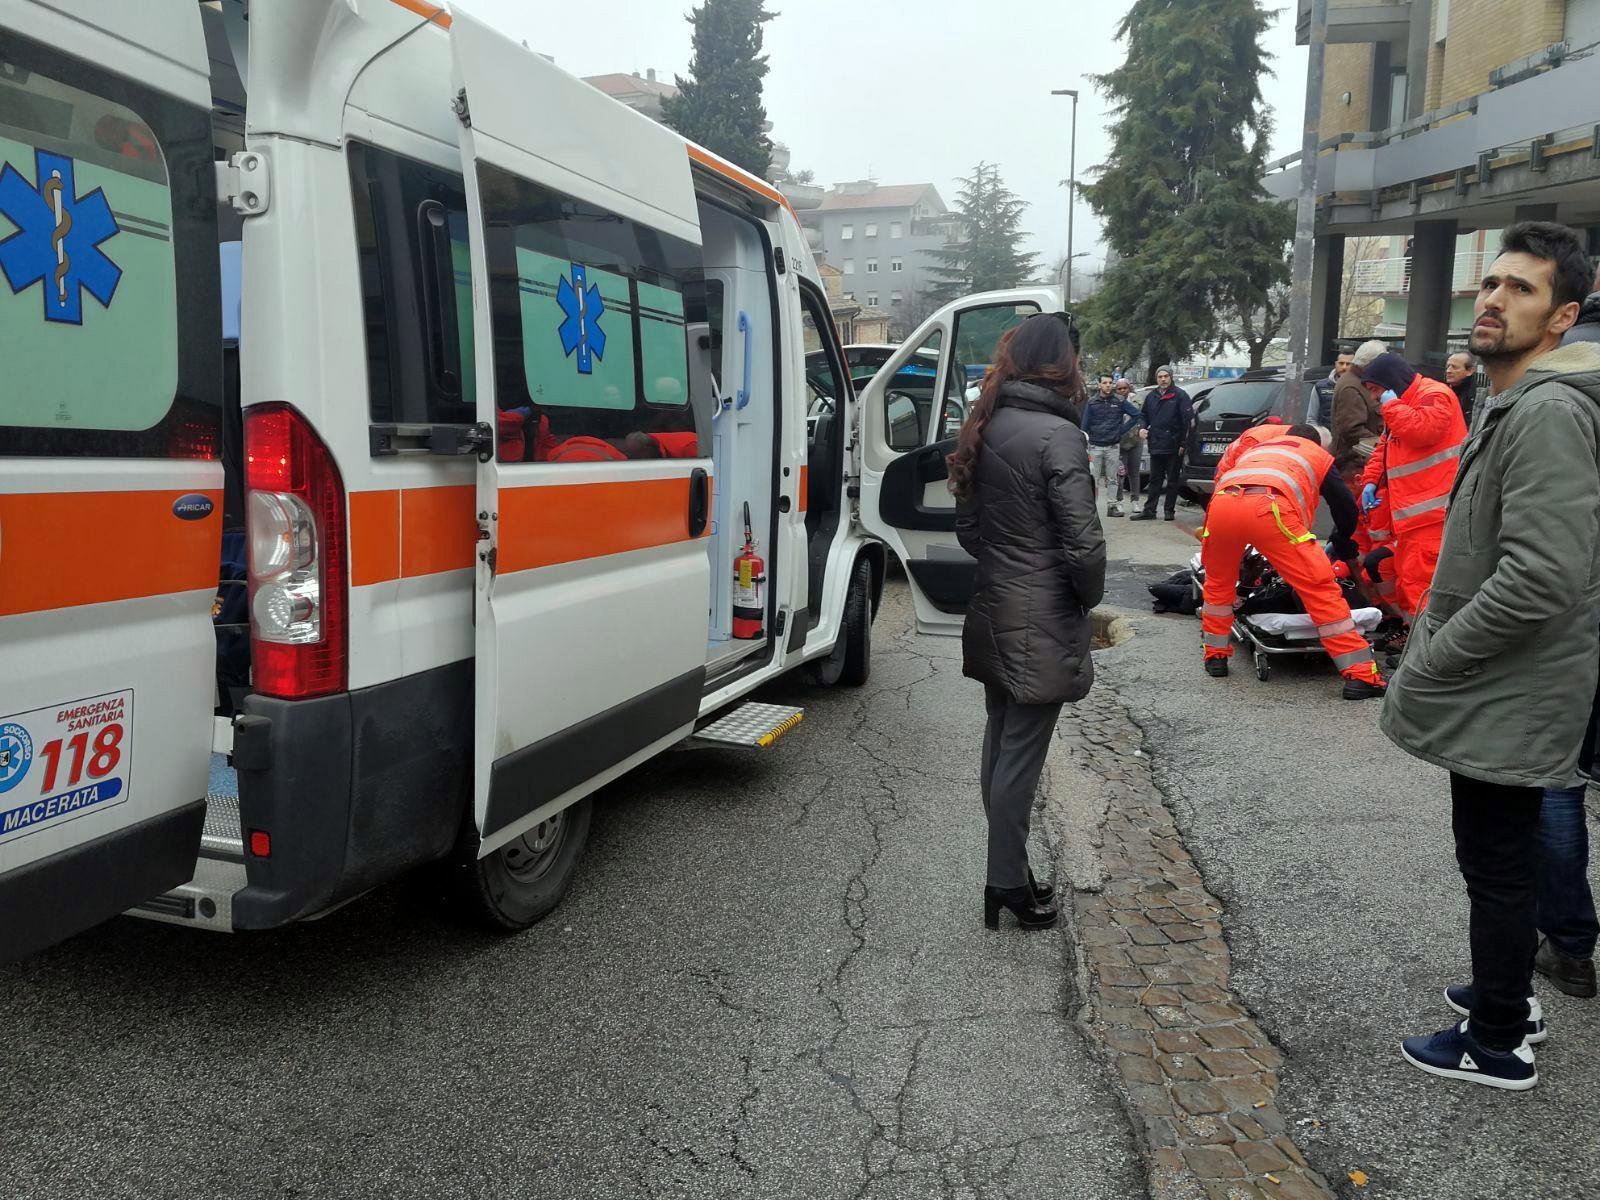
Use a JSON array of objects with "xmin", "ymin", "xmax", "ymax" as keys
[
  {"xmin": 857, "ymin": 287, "xmax": 1064, "ymax": 635},
  {"xmin": 0, "ymin": 1, "xmax": 221, "ymax": 961},
  {"xmin": 450, "ymin": 12, "xmax": 713, "ymax": 860}
]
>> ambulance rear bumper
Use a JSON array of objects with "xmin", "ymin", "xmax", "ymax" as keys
[{"xmin": 228, "ymin": 659, "xmax": 472, "ymax": 930}]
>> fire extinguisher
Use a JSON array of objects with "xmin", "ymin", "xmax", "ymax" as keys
[{"xmin": 732, "ymin": 501, "xmax": 765, "ymax": 640}]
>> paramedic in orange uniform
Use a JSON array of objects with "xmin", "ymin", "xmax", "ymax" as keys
[
  {"xmin": 1200, "ymin": 424, "xmax": 1386, "ymax": 699},
  {"xmin": 1354, "ymin": 352, "xmax": 1468, "ymax": 621}
]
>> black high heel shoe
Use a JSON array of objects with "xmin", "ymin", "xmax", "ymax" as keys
[
  {"xmin": 984, "ymin": 885, "xmax": 1059, "ymax": 931},
  {"xmin": 1029, "ymin": 869, "xmax": 1055, "ymax": 906}
]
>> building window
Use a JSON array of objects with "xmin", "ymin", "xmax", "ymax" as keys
[
  {"xmin": 891, "ymin": 291, "xmax": 903, "ymax": 304},
  {"xmin": 840, "ymin": 224, "xmax": 853, "ymax": 240},
  {"xmin": 889, "ymin": 221, "xmax": 903, "ymax": 239},
  {"xmin": 843, "ymin": 292, "xmax": 855, "ymax": 301},
  {"xmin": 890, "ymin": 257, "xmax": 903, "ymax": 273},
  {"xmin": 843, "ymin": 260, "xmax": 855, "ymax": 275},
  {"xmin": 865, "ymin": 260, "xmax": 878, "ymax": 274},
  {"xmin": 866, "ymin": 293, "xmax": 878, "ymax": 307},
  {"xmin": 864, "ymin": 222, "xmax": 878, "ymax": 238}
]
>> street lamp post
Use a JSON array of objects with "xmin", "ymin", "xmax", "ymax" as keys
[{"xmin": 1051, "ymin": 87, "xmax": 1079, "ymax": 304}]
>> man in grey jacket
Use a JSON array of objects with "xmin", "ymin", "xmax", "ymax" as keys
[{"xmin": 1384, "ymin": 222, "xmax": 1600, "ymax": 1090}]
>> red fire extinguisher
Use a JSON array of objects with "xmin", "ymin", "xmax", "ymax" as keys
[{"xmin": 732, "ymin": 501, "xmax": 765, "ymax": 640}]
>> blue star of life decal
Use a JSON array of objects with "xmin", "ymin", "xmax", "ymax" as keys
[
  {"xmin": 556, "ymin": 263, "xmax": 606, "ymax": 374},
  {"xmin": 0, "ymin": 148, "xmax": 122, "ymax": 325}
]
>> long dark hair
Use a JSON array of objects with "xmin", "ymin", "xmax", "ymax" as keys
[{"xmin": 947, "ymin": 313, "xmax": 1083, "ymax": 502}]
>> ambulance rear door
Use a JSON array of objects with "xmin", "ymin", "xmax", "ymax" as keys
[
  {"xmin": 450, "ymin": 11, "xmax": 714, "ymax": 854},
  {"xmin": 0, "ymin": 1, "xmax": 222, "ymax": 962},
  {"xmin": 857, "ymin": 288, "xmax": 1063, "ymax": 634}
]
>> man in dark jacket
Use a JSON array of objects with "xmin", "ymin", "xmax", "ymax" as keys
[
  {"xmin": 1565, "ymin": 270, "xmax": 1600, "ymax": 344},
  {"xmin": 1129, "ymin": 367, "xmax": 1194, "ymax": 521},
  {"xmin": 1444, "ymin": 350, "xmax": 1480, "ymax": 426},
  {"xmin": 1083, "ymin": 373, "xmax": 1143, "ymax": 517}
]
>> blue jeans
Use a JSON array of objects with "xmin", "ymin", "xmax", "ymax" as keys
[{"xmin": 1537, "ymin": 784, "xmax": 1599, "ymax": 960}]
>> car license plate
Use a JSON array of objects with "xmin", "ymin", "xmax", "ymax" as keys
[{"xmin": 1202, "ymin": 439, "xmax": 1231, "ymax": 454}]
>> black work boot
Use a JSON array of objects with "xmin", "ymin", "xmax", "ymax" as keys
[
  {"xmin": 1204, "ymin": 658, "xmax": 1229, "ymax": 678},
  {"xmin": 1535, "ymin": 936, "xmax": 1598, "ymax": 998},
  {"xmin": 1342, "ymin": 674, "xmax": 1387, "ymax": 701}
]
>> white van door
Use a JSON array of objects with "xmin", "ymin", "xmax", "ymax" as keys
[
  {"xmin": 0, "ymin": 1, "xmax": 222, "ymax": 961},
  {"xmin": 857, "ymin": 288, "xmax": 1064, "ymax": 634},
  {"xmin": 450, "ymin": 11, "xmax": 714, "ymax": 854}
]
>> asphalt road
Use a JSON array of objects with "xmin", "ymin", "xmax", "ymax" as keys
[
  {"xmin": 1097, "ymin": 511, "xmax": 1600, "ymax": 1200},
  {"xmin": 2, "ymin": 582, "xmax": 1142, "ymax": 1200}
]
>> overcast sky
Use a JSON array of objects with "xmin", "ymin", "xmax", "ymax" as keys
[{"xmin": 455, "ymin": 1, "xmax": 1309, "ymax": 276}]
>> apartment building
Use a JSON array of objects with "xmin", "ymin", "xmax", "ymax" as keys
[
  {"xmin": 1267, "ymin": 0, "xmax": 1600, "ymax": 365},
  {"xmin": 800, "ymin": 182, "xmax": 962, "ymax": 334}
]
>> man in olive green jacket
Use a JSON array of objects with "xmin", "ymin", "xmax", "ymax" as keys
[{"xmin": 1385, "ymin": 222, "xmax": 1600, "ymax": 1091}]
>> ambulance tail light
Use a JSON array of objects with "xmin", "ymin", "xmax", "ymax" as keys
[{"xmin": 244, "ymin": 404, "xmax": 348, "ymax": 699}]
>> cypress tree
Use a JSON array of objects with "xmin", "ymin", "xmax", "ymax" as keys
[
  {"xmin": 926, "ymin": 162, "xmax": 1040, "ymax": 302},
  {"xmin": 1081, "ymin": 0, "xmax": 1293, "ymax": 376},
  {"xmin": 660, "ymin": 0, "xmax": 775, "ymax": 178}
]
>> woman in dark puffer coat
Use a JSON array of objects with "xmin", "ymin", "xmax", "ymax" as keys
[{"xmin": 950, "ymin": 313, "xmax": 1107, "ymax": 932}]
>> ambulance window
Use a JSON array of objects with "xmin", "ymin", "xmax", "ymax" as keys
[
  {"xmin": 476, "ymin": 164, "xmax": 702, "ymax": 462},
  {"xmin": 348, "ymin": 141, "xmax": 475, "ymax": 432},
  {"xmin": 0, "ymin": 35, "xmax": 217, "ymax": 458}
]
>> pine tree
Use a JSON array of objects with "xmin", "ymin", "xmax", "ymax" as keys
[
  {"xmin": 1081, "ymin": 0, "xmax": 1293, "ymax": 377},
  {"xmin": 925, "ymin": 163, "xmax": 1039, "ymax": 302},
  {"xmin": 659, "ymin": 0, "xmax": 775, "ymax": 178}
]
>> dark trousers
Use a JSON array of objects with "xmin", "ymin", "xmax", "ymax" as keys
[
  {"xmin": 1117, "ymin": 443, "xmax": 1142, "ymax": 503},
  {"xmin": 980, "ymin": 685, "xmax": 1062, "ymax": 889},
  {"xmin": 1537, "ymin": 784, "xmax": 1598, "ymax": 959},
  {"xmin": 1451, "ymin": 772, "xmax": 1543, "ymax": 1052},
  {"xmin": 1141, "ymin": 451, "xmax": 1185, "ymax": 517}
]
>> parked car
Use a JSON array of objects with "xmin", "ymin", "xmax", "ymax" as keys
[{"xmin": 1181, "ymin": 368, "xmax": 1328, "ymax": 502}]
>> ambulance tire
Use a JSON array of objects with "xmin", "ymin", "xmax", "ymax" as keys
[
  {"xmin": 837, "ymin": 556, "xmax": 873, "ymax": 687},
  {"xmin": 449, "ymin": 797, "xmax": 593, "ymax": 932}
]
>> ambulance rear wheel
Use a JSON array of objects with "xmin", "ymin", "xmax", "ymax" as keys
[
  {"xmin": 451, "ymin": 798, "xmax": 593, "ymax": 932},
  {"xmin": 838, "ymin": 557, "xmax": 873, "ymax": 687}
]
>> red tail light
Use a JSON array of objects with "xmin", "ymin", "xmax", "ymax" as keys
[{"xmin": 244, "ymin": 403, "xmax": 347, "ymax": 699}]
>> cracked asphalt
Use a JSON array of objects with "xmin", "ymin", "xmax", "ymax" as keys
[
  {"xmin": 2, "ymin": 580, "xmax": 1143, "ymax": 1200},
  {"xmin": 1098, "ymin": 512, "xmax": 1600, "ymax": 1200}
]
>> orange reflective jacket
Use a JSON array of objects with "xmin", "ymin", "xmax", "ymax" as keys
[
  {"xmin": 1365, "ymin": 374, "xmax": 1466, "ymax": 532},
  {"xmin": 1215, "ymin": 435, "xmax": 1335, "ymax": 527}
]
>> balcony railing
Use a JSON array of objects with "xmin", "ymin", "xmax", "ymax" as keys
[{"xmin": 1350, "ymin": 250, "xmax": 1491, "ymax": 295}]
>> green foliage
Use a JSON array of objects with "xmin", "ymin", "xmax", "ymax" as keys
[
  {"xmin": 925, "ymin": 162, "xmax": 1039, "ymax": 302},
  {"xmin": 1081, "ymin": 0, "xmax": 1292, "ymax": 374},
  {"xmin": 660, "ymin": 0, "xmax": 775, "ymax": 177}
]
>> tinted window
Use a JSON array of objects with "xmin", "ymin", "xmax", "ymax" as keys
[
  {"xmin": 348, "ymin": 141, "xmax": 474, "ymax": 429},
  {"xmin": 952, "ymin": 302, "xmax": 1039, "ymax": 372},
  {"xmin": 1202, "ymin": 380, "xmax": 1283, "ymax": 420},
  {"xmin": 0, "ymin": 34, "xmax": 219, "ymax": 457},
  {"xmin": 477, "ymin": 163, "xmax": 700, "ymax": 463}
]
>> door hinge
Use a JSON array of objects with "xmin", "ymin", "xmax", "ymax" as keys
[
  {"xmin": 773, "ymin": 246, "xmax": 787, "ymax": 274},
  {"xmin": 215, "ymin": 150, "xmax": 270, "ymax": 216},
  {"xmin": 478, "ymin": 510, "xmax": 497, "ymax": 576},
  {"xmin": 452, "ymin": 88, "xmax": 472, "ymax": 127}
]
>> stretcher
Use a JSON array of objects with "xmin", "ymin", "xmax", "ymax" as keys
[{"xmin": 1189, "ymin": 551, "xmax": 1382, "ymax": 682}]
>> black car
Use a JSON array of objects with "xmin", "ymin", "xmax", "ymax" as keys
[{"xmin": 1182, "ymin": 368, "xmax": 1328, "ymax": 502}]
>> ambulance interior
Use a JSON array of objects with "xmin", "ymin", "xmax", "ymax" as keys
[{"xmin": 690, "ymin": 198, "xmax": 778, "ymax": 681}]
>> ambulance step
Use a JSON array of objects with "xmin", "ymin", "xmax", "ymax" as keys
[
  {"xmin": 202, "ymin": 755, "xmax": 244, "ymax": 860},
  {"xmin": 691, "ymin": 702, "xmax": 804, "ymax": 749}
]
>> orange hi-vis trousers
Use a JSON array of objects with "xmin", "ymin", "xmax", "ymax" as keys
[
  {"xmin": 1392, "ymin": 521, "xmax": 1443, "ymax": 621},
  {"xmin": 1200, "ymin": 488, "xmax": 1380, "ymax": 682}
]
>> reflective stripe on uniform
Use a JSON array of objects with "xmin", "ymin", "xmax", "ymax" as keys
[
  {"xmin": 1317, "ymin": 618, "xmax": 1358, "ymax": 638},
  {"xmin": 1217, "ymin": 466, "xmax": 1309, "ymax": 515},
  {"xmin": 1392, "ymin": 494, "xmax": 1449, "ymax": 522},
  {"xmin": 1202, "ymin": 602, "xmax": 1235, "ymax": 618},
  {"xmin": 1331, "ymin": 647, "xmax": 1375, "ymax": 670},
  {"xmin": 1270, "ymin": 501, "xmax": 1318, "ymax": 545},
  {"xmin": 1368, "ymin": 529, "xmax": 1393, "ymax": 542},
  {"xmin": 1203, "ymin": 632, "xmax": 1233, "ymax": 648},
  {"xmin": 1386, "ymin": 442, "xmax": 1463, "ymax": 480}
]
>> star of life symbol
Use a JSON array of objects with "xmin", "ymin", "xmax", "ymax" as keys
[
  {"xmin": 0, "ymin": 148, "xmax": 122, "ymax": 325},
  {"xmin": 556, "ymin": 262, "xmax": 606, "ymax": 374}
]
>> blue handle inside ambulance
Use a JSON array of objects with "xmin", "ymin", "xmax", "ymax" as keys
[{"xmin": 736, "ymin": 311, "xmax": 752, "ymax": 410}]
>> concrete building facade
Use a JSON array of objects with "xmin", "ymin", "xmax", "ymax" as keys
[
  {"xmin": 799, "ymin": 182, "xmax": 961, "ymax": 335},
  {"xmin": 1270, "ymin": 0, "xmax": 1600, "ymax": 367}
]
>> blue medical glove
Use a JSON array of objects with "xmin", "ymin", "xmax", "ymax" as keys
[
  {"xmin": 1361, "ymin": 482, "xmax": 1380, "ymax": 512},
  {"xmin": 1379, "ymin": 389, "xmax": 1399, "ymax": 407}
]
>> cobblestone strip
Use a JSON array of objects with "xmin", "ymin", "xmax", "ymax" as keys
[{"xmin": 1060, "ymin": 688, "xmax": 1335, "ymax": 1200}]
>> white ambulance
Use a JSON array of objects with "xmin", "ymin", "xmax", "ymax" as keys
[{"xmin": 0, "ymin": 0, "xmax": 1064, "ymax": 960}]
